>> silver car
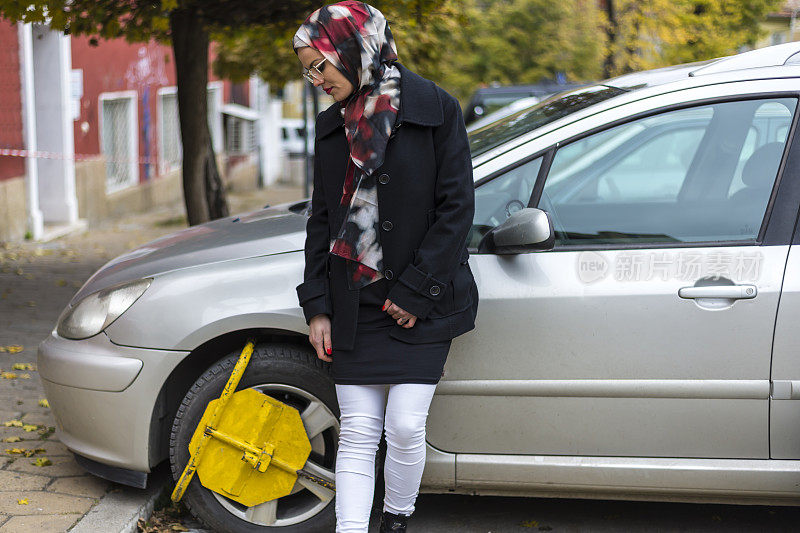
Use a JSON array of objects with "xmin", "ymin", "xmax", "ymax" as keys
[{"xmin": 39, "ymin": 42, "xmax": 800, "ymax": 531}]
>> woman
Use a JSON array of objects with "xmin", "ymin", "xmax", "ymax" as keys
[{"xmin": 293, "ymin": 2, "xmax": 478, "ymax": 531}]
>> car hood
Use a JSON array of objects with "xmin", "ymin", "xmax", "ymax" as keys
[{"xmin": 69, "ymin": 200, "xmax": 310, "ymax": 305}]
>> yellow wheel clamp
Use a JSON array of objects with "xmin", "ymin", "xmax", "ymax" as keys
[{"xmin": 171, "ymin": 338, "xmax": 336, "ymax": 507}]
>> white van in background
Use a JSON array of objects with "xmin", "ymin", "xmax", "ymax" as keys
[{"xmin": 280, "ymin": 118, "xmax": 314, "ymax": 157}]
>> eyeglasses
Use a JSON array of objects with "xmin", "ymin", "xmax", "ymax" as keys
[{"xmin": 302, "ymin": 57, "xmax": 327, "ymax": 83}]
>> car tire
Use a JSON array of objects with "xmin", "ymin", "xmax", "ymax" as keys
[{"xmin": 169, "ymin": 343, "xmax": 339, "ymax": 533}]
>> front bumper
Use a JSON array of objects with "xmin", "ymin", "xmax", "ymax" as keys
[
  {"xmin": 73, "ymin": 452, "xmax": 148, "ymax": 488},
  {"xmin": 37, "ymin": 330, "xmax": 190, "ymax": 473}
]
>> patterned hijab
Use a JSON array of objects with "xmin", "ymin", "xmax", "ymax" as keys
[{"xmin": 293, "ymin": 1, "xmax": 401, "ymax": 290}]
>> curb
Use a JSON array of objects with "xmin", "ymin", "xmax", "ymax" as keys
[{"xmin": 69, "ymin": 462, "xmax": 170, "ymax": 533}]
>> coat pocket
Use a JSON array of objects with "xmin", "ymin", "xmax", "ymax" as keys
[{"xmin": 427, "ymin": 261, "xmax": 474, "ymax": 319}]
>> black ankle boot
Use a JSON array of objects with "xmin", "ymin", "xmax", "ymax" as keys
[{"xmin": 379, "ymin": 510, "xmax": 408, "ymax": 532}]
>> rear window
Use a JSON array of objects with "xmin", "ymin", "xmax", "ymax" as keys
[{"xmin": 468, "ymin": 85, "xmax": 628, "ymax": 157}]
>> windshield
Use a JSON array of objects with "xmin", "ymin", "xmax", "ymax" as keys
[{"xmin": 467, "ymin": 85, "xmax": 628, "ymax": 157}]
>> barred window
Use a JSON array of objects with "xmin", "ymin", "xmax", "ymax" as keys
[
  {"xmin": 99, "ymin": 92, "xmax": 138, "ymax": 192},
  {"xmin": 158, "ymin": 87, "xmax": 181, "ymax": 175}
]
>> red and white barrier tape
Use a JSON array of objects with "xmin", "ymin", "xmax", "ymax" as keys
[{"xmin": 0, "ymin": 147, "xmax": 158, "ymax": 164}]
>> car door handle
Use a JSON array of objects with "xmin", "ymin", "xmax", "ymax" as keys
[{"xmin": 678, "ymin": 285, "xmax": 757, "ymax": 299}]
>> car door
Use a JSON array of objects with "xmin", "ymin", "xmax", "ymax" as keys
[{"xmin": 427, "ymin": 93, "xmax": 797, "ymax": 459}]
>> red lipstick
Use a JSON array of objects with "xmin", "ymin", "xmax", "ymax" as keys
[{"xmin": 323, "ymin": 87, "xmax": 332, "ymax": 95}]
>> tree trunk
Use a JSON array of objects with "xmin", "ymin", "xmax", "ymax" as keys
[
  {"xmin": 169, "ymin": 8, "xmax": 229, "ymax": 226},
  {"xmin": 603, "ymin": 0, "xmax": 617, "ymax": 79},
  {"xmin": 205, "ymin": 132, "xmax": 227, "ymax": 218}
]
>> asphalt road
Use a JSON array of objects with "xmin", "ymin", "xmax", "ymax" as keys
[
  {"xmin": 172, "ymin": 491, "xmax": 800, "ymax": 532},
  {"xmin": 366, "ymin": 492, "xmax": 800, "ymax": 532}
]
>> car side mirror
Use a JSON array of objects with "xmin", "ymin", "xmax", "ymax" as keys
[{"xmin": 477, "ymin": 207, "xmax": 555, "ymax": 254}]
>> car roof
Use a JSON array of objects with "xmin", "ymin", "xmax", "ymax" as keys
[
  {"xmin": 471, "ymin": 42, "xmax": 800, "ymax": 167},
  {"xmin": 604, "ymin": 41, "xmax": 800, "ymax": 90}
]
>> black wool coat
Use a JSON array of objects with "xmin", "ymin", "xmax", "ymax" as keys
[{"xmin": 295, "ymin": 62, "xmax": 479, "ymax": 351}]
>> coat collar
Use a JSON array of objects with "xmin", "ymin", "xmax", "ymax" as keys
[{"xmin": 314, "ymin": 62, "xmax": 443, "ymax": 140}]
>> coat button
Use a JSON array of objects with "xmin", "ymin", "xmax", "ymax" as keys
[
  {"xmin": 378, "ymin": 173, "xmax": 390, "ymax": 184},
  {"xmin": 384, "ymin": 269, "xmax": 394, "ymax": 280},
  {"xmin": 381, "ymin": 220, "xmax": 393, "ymax": 231},
  {"xmin": 429, "ymin": 285, "xmax": 440, "ymax": 296}
]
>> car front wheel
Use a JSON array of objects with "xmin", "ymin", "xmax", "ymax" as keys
[{"xmin": 169, "ymin": 343, "xmax": 339, "ymax": 533}]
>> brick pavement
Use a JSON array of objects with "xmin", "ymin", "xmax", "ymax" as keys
[{"xmin": 0, "ymin": 185, "xmax": 305, "ymax": 532}]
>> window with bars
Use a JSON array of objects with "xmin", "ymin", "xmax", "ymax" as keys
[
  {"xmin": 157, "ymin": 84, "xmax": 225, "ymax": 175},
  {"xmin": 99, "ymin": 92, "xmax": 138, "ymax": 192},
  {"xmin": 226, "ymin": 117, "xmax": 256, "ymax": 154},
  {"xmin": 228, "ymin": 118, "xmax": 242, "ymax": 154},
  {"xmin": 158, "ymin": 88, "xmax": 181, "ymax": 175}
]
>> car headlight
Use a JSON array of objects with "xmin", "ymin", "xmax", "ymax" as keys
[{"xmin": 56, "ymin": 278, "xmax": 153, "ymax": 340}]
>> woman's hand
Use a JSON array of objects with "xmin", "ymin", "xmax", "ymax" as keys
[
  {"xmin": 382, "ymin": 299, "xmax": 417, "ymax": 328},
  {"xmin": 309, "ymin": 314, "xmax": 333, "ymax": 362}
]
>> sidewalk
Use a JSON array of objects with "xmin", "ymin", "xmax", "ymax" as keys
[{"xmin": 0, "ymin": 185, "xmax": 304, "ymax": 532}]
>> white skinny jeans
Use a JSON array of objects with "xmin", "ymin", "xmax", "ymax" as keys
[{"xmin": 334, "ymin": 383, "xmax": 437, "ymax": 533}]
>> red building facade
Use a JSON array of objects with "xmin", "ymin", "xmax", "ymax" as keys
[
  {"xmin": 0, "ymin": 22, "xmax": 250, "ymax": 184},
  {"xmin": 70, "ymin": 35, "xmax": 249, "ymax": 187},
  {"xmin": 0, "ymin": 19, "xmax": 25, "ymax": 182}
]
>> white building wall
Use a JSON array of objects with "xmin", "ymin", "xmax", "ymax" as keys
[
  {"xmin": 251, "ymin": 76, "xmax": 284, "ymax": 186},
  {"xmin": 30, "ymin": 23, "xmax": 77, "ymax": 224}
]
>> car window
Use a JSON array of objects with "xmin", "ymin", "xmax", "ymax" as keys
[
  {"xmin": 538, "ymin": 97, "xmax": 797, "ymax": 246},
  {"xmin": 467, "ymin": 155, "xmax": 543, "ymax": 249},
  {"xmin": 547, "ymin": 114, "xmax": 709, "ymax": 204},
  {"xmin": 728, "ymin": 101, "xmax": 795, "ymax": 197}
]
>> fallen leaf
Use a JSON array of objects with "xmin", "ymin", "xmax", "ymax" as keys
[
  {"xmin": 522, "ymin": 520, "xmax": 539, "ymax": 528},
  {"xmin": 12, "ymin": 363, "xmax": 34, "ymax": 370},
  {"xmin": 2, "ymin": 437, "xmax": 21, "ymax": 443},
  {"xmin": 22, "ymin": 424, "xmax": 39, "ymax": 432},
  {"xmin": 31, "ymin": 457, "xmax": 51, "ymax": 466},
  {"xmin": 171, "ymin": 526, "xmax": 189, "ymax": 532},
  {"xmin": 5, "ymin": 345, "xmax": 23, "ymax": 353},
  {"xmin": 4, "ymin": 420, "xmax": 23, "ymax": 427},
  {"xmin": 17, "ymin": 498, "xmax": 28, "ymax": 505},
  {"xmin": 6, "ymin": 448, "xmax": 47, "ymax": 457},
  {"xmin": 1, "ymin": 372, "xmax": 18, "ymax": 379},
  {"xmin": 18, "ymin": 373, "xmax": 31, "ymax": 379},
  {"xmin": 38, "ymin": 399, "xmax": 50, "ymax": 408}
]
